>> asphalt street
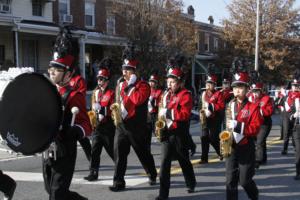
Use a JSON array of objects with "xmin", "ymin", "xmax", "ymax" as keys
[{"xmin": 1, "ymin": 114, "xmax": 300, "ymax": 200}]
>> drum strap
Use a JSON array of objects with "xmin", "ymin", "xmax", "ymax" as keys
[{"xmin": 60, "ymin": 86, "xmax": 74, "ymax": 132}]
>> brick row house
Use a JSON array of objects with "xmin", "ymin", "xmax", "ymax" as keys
[{"xmin": 0, "ymin": 1, "xmax": 226, "ymax": 92}]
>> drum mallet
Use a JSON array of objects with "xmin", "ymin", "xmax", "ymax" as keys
[{"xmin": 71, "ymin": 107, "xmax": 80, "ymax": 126}]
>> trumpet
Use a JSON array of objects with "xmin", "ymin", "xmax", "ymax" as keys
[{"xmin": 219, "ymin": 103, "xmax": 233, "ymax": 157}]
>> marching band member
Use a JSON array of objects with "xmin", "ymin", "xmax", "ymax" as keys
[
  {"xmin": 156, "ymin": 68, "xmax": 196, "ymax": 200},
  {"xmin": 109, "ymin": 47, "xmax": 157, "ymax": 192},
  {"xmin": 43, "ymin": 27, "xmax": 92, "ymax": 200},
  {"xmin": 84, "ymin": 61, "xmax": 115, "ymax": 181},
  {"xmin": 147, "ymin": 73, "xmax": 163, "ymax": 146},
  {"xmin": 225, "ymin": 71, "xmax": 263, "ymax": 200},
  {"xmin": 220, "ymin": 78, "xmax": 234, "ymax": 129},
  {"xmin": 281, "ymin": 80, "xmax": 299, "ymax": 155},
  {"xmin": 199, "ymin": 73, "xmax": 225, "ymax": 163},
  {"xmin": 274, "ymin": 85, "xmax": 286, "ymax": 140},
  {"xmin": 249, "ymin": 82, "xmax": 274, "ymax": 168},
  {"xmin": 69, "ymin": 68, "xmax": 92, "ymax": 162},
  {"xmin": 0, "ymin": 170, "xmax": 16, "ymax": 200},
  {"xmin": 290, "ymin": 79, "xmax": 300, "ymax": 180}
]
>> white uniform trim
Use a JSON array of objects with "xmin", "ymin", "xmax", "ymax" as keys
[{"xmin": 75, "ymin": 124, "xmax": 86, "ymax": 137}]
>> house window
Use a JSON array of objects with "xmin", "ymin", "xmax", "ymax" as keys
[
  {"xmin": 22, "ymin": 40, "xmax": 38, "ymax": 70},
  {"xmin": 106, "ymin": 15, "xmax": 116, "ymax": 35},
  {"xmin": 0, "ymin": 0, "xmax": 11, "ymax": 14},
  {"xmin": 214, "ymin": 38, "xmax": 219, "ymax": 50},
  {"xmin": 204, "ymin": 33, "xmax": 210, "ymax": 52},
  {"xmin": 59, "ymin": 0, "xmax": 70, "ymax": 22},
  {"xmin": 85, "ymin": 2, "xmax": 95, "ymax": 27},
  {"xmin": 0, "ymin": 45, "xmax": 4, "ymax": 65},
  {"xmin": 32, "ymin": 0, "xmax": 43, "ymax": 16}
]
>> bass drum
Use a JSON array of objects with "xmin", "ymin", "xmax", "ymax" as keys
[{"xmin": 0, "ymin": 73, "xmax": 62, "ymax": 155}]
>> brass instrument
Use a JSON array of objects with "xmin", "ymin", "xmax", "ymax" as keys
[
  {"xmin": 199, "ymin": 91, "xmax": 207, "ymax": 129},
  {"xmin": 219, "ymin": 102, "xmax": 233, "ymax": 157},
  {"xmin": 110, "ymin": 77, "xmax": 124, "ymax": 127},
  {"xmin": 88, "ymin": 110, "xmax": 97, "ymax": 130},
  {"xmin": 88, "ymin": 89, "xmax": 100, "ymax": 130},
  {"xmin": 155, "ymin": 90, "xmax": 168, "ymax": 141}
]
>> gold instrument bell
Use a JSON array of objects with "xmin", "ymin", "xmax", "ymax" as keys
[{"xmin": 88, "ymin": 110, "xmax": 97, "ymax": 130}]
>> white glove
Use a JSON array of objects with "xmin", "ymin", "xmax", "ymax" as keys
[
  {"xmin": 294, "ymin": 112, "xmax": 300, "ymax": 118},
  {"xmin": 159, "ymin": 108, "xmax": 167, "ymax": 118},
  {"xmin": 128, "ymin": 74, "xmax": 137, "ymax": 85},
  {"xmin": 92, "ymin": 103, "xmax": 101, "ymax": 111},
  {"xmin": 98, "ymin": 114, "xmax": 104, "ymax": 122},
  {"xmin": 228, "ymin": 120, "xmax": 238, "ymax": 129},
  {"xmin": 204, "ymin": 109, "xmax": 212, "ymax": 117},
  {"xmin": 280, "ymin": 107, "xmax": 284, "ymax": 112}
]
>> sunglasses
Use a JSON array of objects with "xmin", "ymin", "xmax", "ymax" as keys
[
  {"xmin": 98, "ymin": 77, "xmax": 108, "ymax": 81},
  {"xmin": 48, "ymin": 67, "xmax": 65, "ymax": 73}
]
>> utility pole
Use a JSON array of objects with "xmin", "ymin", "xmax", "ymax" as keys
[{"xmin": 254, "ymin": 0, "xmax": 260, "ymax": 71}]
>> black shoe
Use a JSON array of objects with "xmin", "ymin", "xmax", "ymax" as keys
[
  {"xmin": 294, "ymin": 174, "xmax": 300, "ymax": 180},
  {"xmin": 255, "ymin": 162, "xmax": 260, "ymax": 169},
  {"xmin": 109, "ymin": 183, "xmax": 125, "ymax": 192},
  {"xmin": 281, "ymin": 150, "xmax": 287, "ymax": 155},
  {"xmin": 148, "ymin": 177, "xmax": 157, "ymax": 185},
  {"xmin": 199, "ymin": 159, "xmax": 208, "ymax": 164},
  {"xmin": 155, "ymin": 196, "xmax": 168, "ymax": 200},
  {"xmin": 219, "ymin": 155, "xmax": 224, "ymax": 161},
  {"xmin": 84, "ymin": 170, "xmax": 98, "ymax": 182},
  {"xmin": 187, "ymin": 187, "xmax": 195, "ymax": 193},
  {"xmin": 4, "ymin": 179, "xmax": 16, "ymax": 200}
]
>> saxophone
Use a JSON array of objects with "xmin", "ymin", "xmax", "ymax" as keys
[
  {"xmin": 219, "ymin": 101, "xmax": 234, "ymax": 158},
  {"xmin": 110, "ymin": 77, "xmax": 123, "ymax": 127},
  {"xmin": 88, "ymin": 89, "xmax": 99, "ymax": 130},
  {"xmin": 199, "ymin": 91, "xmax": 207, "ymax": 129},
  {"xmin": 155, "ymin": 90, "xmax": 168, "ymax": 141}
]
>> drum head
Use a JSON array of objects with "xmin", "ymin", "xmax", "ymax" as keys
[{"xmin": 0, "ymin": 73, "xmax": 62, "ymax": 155}]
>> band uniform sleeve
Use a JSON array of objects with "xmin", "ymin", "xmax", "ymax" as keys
[
  {"xmin": 68, "ymin": 92, "xmax": 92, "ymax": 137},
  {"xmin": 210, "ymin": 91, "xmax": 225, "ymax": 112},
  {"xmin": 260, "ymin": 96, "xmax": 274, "ymax": 117},
  {"xmin": 243, "ymin": 105, "xmax": 263, "ymax": 137},
  {"xmin": 173, "ymin": 92, "xmax": 193, "ymax": 121},
  {"xmin": 128, "ymin": 81, "xmax": 151, "ymax": 106}
]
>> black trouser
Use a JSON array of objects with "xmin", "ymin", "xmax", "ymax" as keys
[
  {"xmin": 90, "ymin": 120, "xmax": 115, "ymax": 171},
  {"xmin": 293, "ymin": 124, "xmax": 300, "ymax": 175},
  {"xmin": 0, "ymin": 170, "xmax": 15, "ymax": 196},
  {"xmin": 146, "ymin": 113, "xmax": 157, "ymax": 151},
  {"xmin": 201, "ymin": 117, "xmax": 221, "ymax": 161},
  {"xmin": 43, "ymin": 134, "xmax": 87, "ymax": 200},
  {"xmin": 159, "ymin": 129, "xmax": 196, "ymax": 199},
  {"xmin": 282, "ymin": 111, "xmax": 295, "ymax": 151},
  {"xmin": 256, "ymin": 117, "xmax": 272, "ymax": 163},
  {"xmin": 79, "ymin": 137, "xmax": 92, "ymax": 161},
  {"xmin": 113, "ymin": 120, "xmax": 157, "ymax": 185},
  {"xmin": 226, "ymin": 138, "xmax": 258, "ymax": 200}
]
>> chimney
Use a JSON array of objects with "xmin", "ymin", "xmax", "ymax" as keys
[
  {"xmin": 187, "ymin": 5, "xmax": 194, "ymax": 16},
  {"xmin": 208, "ymin": 15, "xmax": 214, "ymax": 24}
]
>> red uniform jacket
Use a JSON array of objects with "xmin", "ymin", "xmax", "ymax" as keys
[
  {"xmin": 92, "ymin": 87, "xmax": 115, "ymax": 123},
  {"xmin": 148, "ymin": 88, "xmax": 163, "ymax": 113},
  {"xmin": 59, "ymin": 86, "xmax": 92, "ymax": 137},
  {"xmin": 229, "ymin": 99, "xmax": 263, "ymax": 145},
  {"xmin": 249, "ymin": 93, "xmax": 274, "ymax": 117},
  {"xmin": 285, "ymin": 91, "xmax": 300, "ymax": 112},
  {"xmin": 201, "ymin": 90, "xmax": 225, "ymax": 118},
  {"xmin": 164, "ymin": 88, "xmax": 192, "ymax": 130},
  {"xmin": 70, "ymin": 75, "xmax": 87, "ymax": 96},
  {"xmin": 120, "ymin": 80, "xmax": 150, "ymax": 121},
  {"xmin": 220, "ymin": 88, "xmax": 233, "ymax": 104}
]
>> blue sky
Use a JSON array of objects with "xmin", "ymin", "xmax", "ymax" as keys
[{"xmin": 183, "ymin": 0, "xmax": 300, "ymax": 26}]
